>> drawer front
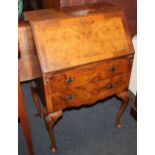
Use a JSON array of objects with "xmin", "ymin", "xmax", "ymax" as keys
[
  {"xmin": 52, "ymin": 73, "xmax": 130, "ymax": 112},
  {"xmin": 50, "ymin": 56, "xmax": 132, "ymax": 92}
]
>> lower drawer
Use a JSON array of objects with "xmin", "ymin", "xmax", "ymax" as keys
[{"xmin": 51, "ymin": 73, "xmax": 130, "ymax": 111}]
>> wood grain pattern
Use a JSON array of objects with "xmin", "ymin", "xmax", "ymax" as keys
[
  {"xmin": 18, "ymin": 22, "xmax": 41, "ymax": 81},
  {"xmin": 52, "ymin": 73, "xmax": 130, "ymax": 112},
  {"xmin": 18, "ymin": 22, "xmax": 37, "ymax": 57},
  {"xmin": 25, "ymin": 7, "xmax": 133, "ymax": 73},
  {"xmin": 49, "ymin": 56, "xmax": 132, "ymax": 92},
  {"xmin": 18, "ymin": 55, "xmax": 41, "ymax": 81}
]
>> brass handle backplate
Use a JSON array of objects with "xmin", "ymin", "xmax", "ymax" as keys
[
  {"xmin": 67, "ymin": 94, "xmax": 76, "ymax": 100},
  {"xmin": 65, "ymin": 77, "xmax": 75, "ymax": 84},
  {"xmin": 109, "ymin": 66, "xmax": 117, "ymax": 73},
  {"xmin": 107, "ymin": 83, "xmax": 116, "ymax": 89}
]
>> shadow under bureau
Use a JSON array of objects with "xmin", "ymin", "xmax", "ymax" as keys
[{"xmin": 24, "ymin": 2, "xmax": 134, "ymax": 152}]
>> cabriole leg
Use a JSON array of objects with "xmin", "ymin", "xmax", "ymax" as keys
[
  {"xmin": 43, "ymin": 108, "xmax": 63, "ymax": 152},
  {"xmin": 116, "ymin": 91, "xmax": 129, "ymax": 128},
  {"xmin": 31, "ymin": 81, "xmax": 41, "ymax": 117}
]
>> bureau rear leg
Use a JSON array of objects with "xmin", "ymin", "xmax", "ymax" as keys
[
  {"xmin": 31, "ymin": 81, "xmax": 41, "ymax": 117},
  {"xmin": 116, "ymin": 91, "xmax": 129, "ymax": 128},
  {"xmin": 43, "ymin": 108, "xmax": 63, "ymax": 152}
]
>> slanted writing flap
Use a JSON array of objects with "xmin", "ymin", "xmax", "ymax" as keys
[{"xmin": 30, "ymin": 10, "xmax": 134, "ymax": 73}]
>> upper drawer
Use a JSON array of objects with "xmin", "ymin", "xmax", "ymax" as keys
[{"xmin": 49, "ymin": 56, "xmax": 132, "ymax": 92}]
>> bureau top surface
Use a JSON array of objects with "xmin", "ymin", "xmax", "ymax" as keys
[{"xmin": 24, "ymin": 2, "xmax": 134, "ymax": 73}]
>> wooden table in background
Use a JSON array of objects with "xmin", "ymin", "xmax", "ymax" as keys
[
  {"xmin": 18, "ymin": 77, "xmax": 35, "ymax": 155},
  {"xmin": 18, "ymin": 22, "xmax": 42, "ymax": 117}
]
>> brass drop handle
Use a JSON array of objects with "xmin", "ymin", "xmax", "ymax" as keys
[
  {"xmin": 65, "ymin": 77, "xmax": 75, "ymax": 84},
  {"xmin": 107, "ymin": 83, "xmax": 116, "ymax": 89},
  {"xmin": 67, "ymin": 94, "xmax": 76, "ymax": 100},
  {"xmin": 109, "ymin": 66, "xmax": 117, "ymax": 73},
  {"xmin": 129, "ymin": 57, "xmax": 133, "ymax": 64}
]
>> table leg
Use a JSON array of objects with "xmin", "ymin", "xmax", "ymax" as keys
[
  {"xmin": 31, "ymin": 81, "xmax": 41, "ymax": 117},
  {"xmin": 43, "ymin": 108, "xmax": 63, "ymax": 152},
  {"xmin": 19, "ymin": 80, "xmax": 35, "ymax": 155},
  {"xmin": 116, "ymin": 91, "xmax": 129, "ymax": 128}
]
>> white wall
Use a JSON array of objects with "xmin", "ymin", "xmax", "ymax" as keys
[{"xmin": 129, "ymin": 35, "xmax": 137, "ymax": 95}]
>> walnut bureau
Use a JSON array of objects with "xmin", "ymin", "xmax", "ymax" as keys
[{"xmin": 24, "ymin": 2, "xmax": 134, "ymax": 152}]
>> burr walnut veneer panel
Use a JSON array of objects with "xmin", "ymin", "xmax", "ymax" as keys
[{"xmin": 25, "ymin": 7, "xmax": 133, "ymax": 73}]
